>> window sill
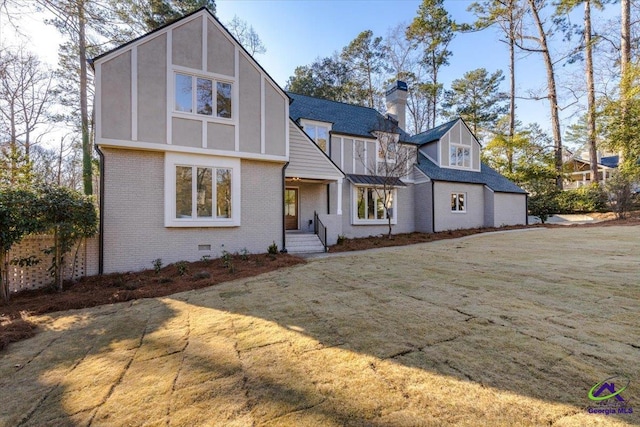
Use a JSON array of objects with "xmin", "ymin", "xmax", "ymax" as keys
[
  {"xmin": 352, "ymin": 219, "xmax": 398, "ymax": 226},
  {"xmin": 165, "ymin": 220, "xmax": 240, "ymax": 228}
]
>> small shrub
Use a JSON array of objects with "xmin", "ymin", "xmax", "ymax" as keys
[
  {"xmin": 555, "ymin": 184, "xmax": 607, "ymax": 213},
  {"xmin": 337, "ymin": 235, "xmax": 347, "ymax": 245},
  {"xmin": 220, "ymin": 249, "xmax": 234, "ymax": 273},
  {"xmin": 200, "ymin": 255, "xmax": 211, "ymax": 262},
  {"xmin": 239, "ymin": 248, "xmax": 250, "ymax": 260},
  {"xmin": 268, "ymin": 241, "xmax": 278, "ymax": 255},
  {"xmin": 152, "ymin": 258, "xmax": 163, "ymax": 274},
  {"xmin": 176, "ymin": 261, "xmax": 188, "ymax": 276},
  {"xmin": 528, "ymin": 188, "xmax": 560, "ymax": 224},
  {"xmin": 605, "ymin": 172, "xmax": 636, "ymax": 219},
  {"xmin": 193, "ymin": 270, "xmax": 211, "ymax": 280}
]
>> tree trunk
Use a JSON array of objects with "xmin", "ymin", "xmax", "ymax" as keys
[
  {"xmin": 508, "ymin": 0, "xmax": 516, "ymax": 174},
  {"xmin": 585, "ymin": 0, "xmax": 598, "ymax": 183},
  {"xmin": 620, "ymin": 0, "xmax": 631, "ymax": 164},
  {"xmin": 54, "ymin": 227, "xmax": 63, "ymax": 291},
  {"xmin": 0, "ymin": 250, "xmax": 8, "ymax": 303},
  {"xmin": 528, "ymin": 0, "xmax": 563, "ymax": 190},
  {"xmin": 79, "ymin": 0, "xmax": 93, "ymax": 195}
]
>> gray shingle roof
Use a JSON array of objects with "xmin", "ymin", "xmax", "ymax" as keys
[
  {"xmin": 287, "ymin": 92, "xmax": 414, "ymax": 143},
  {"xmin": 416, "ymin": 153, "xmax": 527, "ymax": 194},
  {"xmin": 346, "ymin": 174, "xmax": 406, "ymax": 187},
  {"xmin": 408, "ymin": 119, "xmax": 458, "ymax": 145}
]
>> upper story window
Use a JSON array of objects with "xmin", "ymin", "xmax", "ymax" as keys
[
  {"xmin": 175, "ymin": 73, "xmax": 233, "ymax": 119},
  {"xmin": 302, "ymin": 122, "xmax": 330, "ymax": 153},
  {"xmin": 378, "ymin": 139, "xmax": 397, "ymax": 163},
  {"xmin": 450, "ymin": 143, "xmax": 470, "ymax": 168}
]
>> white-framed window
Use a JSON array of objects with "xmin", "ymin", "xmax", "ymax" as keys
[
  {"xmin": 175, "ymin": 72, "xmax": 233, "ymax": 119},
  {"xmin": 301, "ymin": 120, "xmax": 330, "ymax": 153},
  {"xmin": 449, "ymin": 143, "xmax": 471, "ymax": 168},
  {"xmin": 451, "ymin": 192, "xmax": 466, "ymax": 213},
  {"xmin": 378, "ymin": 139, "xmax": 397, "ymax": 163},
  {"xmin": 352, "ymin": 186, "xmax": 398, "ymax": 225},
  {"xmin": 165, "ymin": 153, "xmax": 240, "ymax": 227}
]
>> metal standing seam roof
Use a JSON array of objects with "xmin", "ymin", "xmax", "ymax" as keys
[
  {"xmin": 416, "ymin": 153, "xmax": 527, "ymax": 194},
  {"xmin": 346, "ymin": 174, "xmax": 406, "ymax": 187},
  {"xmin": 287, "ymin": 92, "xmax": 415, "ymax": 143}
]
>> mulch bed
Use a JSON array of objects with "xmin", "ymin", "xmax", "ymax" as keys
[{"xmin": 2, "ymin": 213, "xmax": 640, "ymax": 351}]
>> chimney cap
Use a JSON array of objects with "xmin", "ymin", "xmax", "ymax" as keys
[{"xmin": 386, "ymin": 80, "xmax": 408, "ymax": 95}]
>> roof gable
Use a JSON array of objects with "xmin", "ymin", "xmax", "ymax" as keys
[
  {"xmin": 287, "ymin": 92, "xmax": 413, "ymax": 143},
  {"xmin": 91, "ymin": 7, "xmax": 289, "ymax": 101},
  {"xmin": 408, "ymin": 119, "xmax": 458, "ymax": 145}
]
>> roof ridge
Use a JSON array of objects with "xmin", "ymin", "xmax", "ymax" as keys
[{"xmin": 287, "ymin": 92, "xmax": 383, "ymax": 113}]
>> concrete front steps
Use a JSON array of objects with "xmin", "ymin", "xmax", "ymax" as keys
[{"xmin": 286, "ymin": 232, "xmax": 326, "ymax": 254}]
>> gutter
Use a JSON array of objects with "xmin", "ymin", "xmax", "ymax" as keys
[
  {"xmin": 281, "ymin": 161, "xmax": 289, "ymax": 253},
  {"xmin": 95, "ymin": 144, "xmax": 105, "ymax": 275}
]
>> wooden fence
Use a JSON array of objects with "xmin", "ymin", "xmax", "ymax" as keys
[{"xmin": 5, "ymin": 235, "xmax": 100, "ymax": 294}]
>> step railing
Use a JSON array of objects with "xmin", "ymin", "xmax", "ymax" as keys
[{"xmin": 313, "ymin": 211, "xmax": 328, "ymax": 252}]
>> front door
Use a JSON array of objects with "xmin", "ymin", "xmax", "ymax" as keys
[{"xmin": 285, "ymin": 188, "xmax": 298, "ymax": 230}]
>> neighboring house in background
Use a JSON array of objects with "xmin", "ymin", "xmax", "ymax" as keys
[
  {"xmin": 564, "ymin": 154, "xmax": 618, "ymax": 190},
  {"xmin": 92, "ymin": 8, "xmax": 527, "ymax": 274}
]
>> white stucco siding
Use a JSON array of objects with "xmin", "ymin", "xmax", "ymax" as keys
[
  {"xmin": 238, "ymin": 55, "xmax": 261, "ymax": 154},
  {"xmin": 206, "ymin": 19, "xmax": 235, "ymax": 76},
  {"xmin": 264, "ymin": 82, "xmax": 286, "ymax": 157},
  {"xmin": 101, "ymin": 51, "xmax": 132, "ymax": 141},
  {"xmin": 171, "ymin": 18, "xmax": 202, "ymax": 69},
  {"xmin": 287, "ymin": 123, "xmax": 342, "ymax": 179},
  {"xmin": 102, "ymin": 148, "xmax": 283, "ymax": 273},
  {"xmin": 137, "ymin": 35, "xmax": 167, "ymax": 144},
  {"xmin": 95, "ymin": 10, "xmax": 288, "ymax": 162},
  {"xmin": 493, "ymin": 192, "xmax": 527, "ymax": 227},
  {"xmin": 433, "ymin": 182, "xmax": 485, "ymax": 232}
]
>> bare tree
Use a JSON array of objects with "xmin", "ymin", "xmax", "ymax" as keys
[
  {"xmin": 0, "ymin": 47, "xmax": 54, "ymax": 183},
  {"xmin": 356, "ymin": 127, "xmax": 414, "ymax": 238},
  {"xmin": 515, "ymin": 0, "xmax": 564, "ymax": 189},
  {"xmin": 225, "ymin": 15, "xmax": 266, "ymax": 56}
]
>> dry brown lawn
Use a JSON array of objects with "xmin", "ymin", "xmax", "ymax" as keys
[{"xmin": 1, "ymin": 226, "xmax": 639, "ymax": 426}]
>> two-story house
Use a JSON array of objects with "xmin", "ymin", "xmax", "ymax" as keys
[{"xmin": 92, "ymin": 8, "xmax": 526, "ymax": 274}]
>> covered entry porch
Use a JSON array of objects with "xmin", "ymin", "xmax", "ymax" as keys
[{"xmin": 284, "ymin": 177, "xmax": 342, "ymax": 253}]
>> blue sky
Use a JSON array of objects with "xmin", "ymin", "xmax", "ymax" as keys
[
  {"xmin": 214, "ymin": 0, "xmax": 547, "ymax": 126},
  {"xmin": 4, "ymin": 0, "xmax": 621, "ymax": 136}
]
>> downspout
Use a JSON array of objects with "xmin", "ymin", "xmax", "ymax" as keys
[
  {"xmin": 525, "ymin": 194, "xmax": 529, "ymax": 225},
  {"xmin": 326, "ymin": 184, "xmax": 330, "ymax": 215},
  {"xmin": 95, "ymin": 144, "xmax": 105, "ymax": 274},
  {"xmin": 281, "ymin": 162, "xmax": 289, "ymax": 253}
]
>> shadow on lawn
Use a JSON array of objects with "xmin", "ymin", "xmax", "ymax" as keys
[{"xmin": 2, "ymin": 244, "xmax": 639, "ymax": 426}]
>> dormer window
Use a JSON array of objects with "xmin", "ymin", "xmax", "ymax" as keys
[
  {"xmin": 301, "ymin": 120, "xmax": 330, "ymax": 153},
  {"xmin": 450, "ymin": 143, "xmax": 470, "ymax": 168}
]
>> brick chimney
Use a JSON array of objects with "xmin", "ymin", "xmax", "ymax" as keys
[{"xmin": 385, "ymin": 81, "xmax": 408, "ymax": 131}]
